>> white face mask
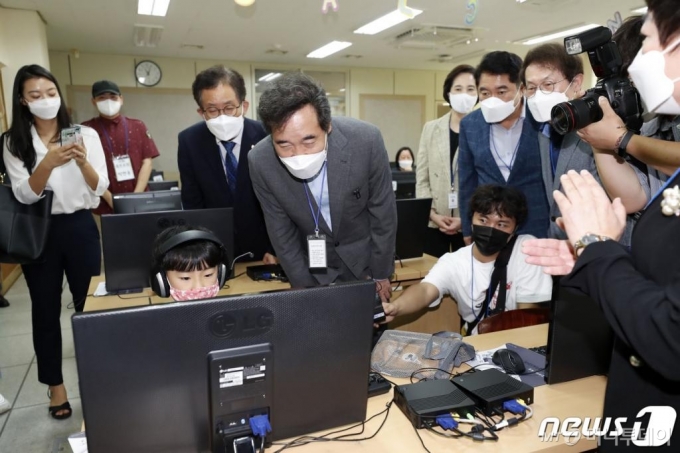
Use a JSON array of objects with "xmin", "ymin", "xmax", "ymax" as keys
[
  {"xmin": 526, "ymin": 81, "xmax": 572, "ymax": 123},
  {"xmin": 28, "ymin": 97, "xmax": 61, "ymax": 120},
  {"xmin": 279, "ymin": 134, "xmax": 328, "ymax": 180},
  {"xmin": 96, "ymin": 99, "xmax": 122, "ymax": 117},
  {"xmin": 449, "ymin": 93, "xmax": 477, "ymax": 114},
  {"xmin": 480, "ymin": 90, "xmax": 521, "ymax": 123},
  {"xmin": 628, "ymin": 38, "xmax": 680, "ymax": 115},
  {"xmin": 398, "ymin": 159, "xmax": 413, "ymax": 169},
  {"xmin": 205, "ymin": 112, "xmax": 245, "ymax": 142}
]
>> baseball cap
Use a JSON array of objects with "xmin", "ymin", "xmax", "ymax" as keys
[{"xmin": 92, "ymin": 80, "xmax": 121, "ymax": 98}]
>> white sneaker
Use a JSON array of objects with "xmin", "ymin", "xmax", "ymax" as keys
[{"xmin": 0, "ymin": 394, "xmax": 10, "ymax": 414}]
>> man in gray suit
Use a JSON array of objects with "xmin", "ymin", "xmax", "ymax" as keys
[
  {"xmin": 249, "ymin": 73, "xmax": 397, "ymax": 302},
  {"xmin": 522, "ymin": 43, "xmax": 640, "ymax": 245}
]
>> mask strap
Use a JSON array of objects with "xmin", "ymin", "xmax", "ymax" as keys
[{"xmin": 662, "ymin": 37, "xmax": 680, "ymax": 56}]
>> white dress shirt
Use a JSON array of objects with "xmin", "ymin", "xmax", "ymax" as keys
[
  {"xmin": 3, "ymin": 125, "xmax": 109, "ymax": 214},
  {"xmin": 489, "ymin": 101, "xmax": 526, "ymax": 181}
]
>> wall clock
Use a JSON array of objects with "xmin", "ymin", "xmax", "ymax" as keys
[{"xmin": 135, "ymin": 60, "xmax": 162, "ymax": 87}]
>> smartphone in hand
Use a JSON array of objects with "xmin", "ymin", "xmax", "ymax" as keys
[{"xmin": 60, "ymin": 126, "xmax": 83, "ymax": 147}]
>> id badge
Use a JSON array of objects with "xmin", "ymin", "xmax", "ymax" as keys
[
  {"xmin": 448, "ymin": 190, "xmax": 459, "ymax": 210},
  {"xmin": 307, "ymin": 234, "xmax": 327, "ymax": 269},
  {"xmin": 113, "ymin": 155, "xmax": 135, "ymax": 182}
]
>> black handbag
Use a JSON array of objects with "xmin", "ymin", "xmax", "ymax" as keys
[{"xmin": 0, "ymin": 133, "xmax": 54, "ymax": 264}]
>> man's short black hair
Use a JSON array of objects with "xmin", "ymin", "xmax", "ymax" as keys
[
  {"xmin": 468, "ymin": 185, "xmax": 528, "ymax": 229},
  {"xmin": 520, "ymin": 43, "xmax": 584, "ymax": 85},
  {"xmin": 257, "ymin": 72, "xmax": 331, "ymax": 134},
  {"xmin": 192, "ymin": 66, "xmax": 246, "ymax": 107},
  {"xmin": 646, "ymin": 0, "xmax": 680, "ymax": 48},
  {"xmin": 443, "ymin": 64, "xmax": 475, "ymax": 100},
  {"xmin": 612, "ymin": 15, "xmax": 644, "ymax": 77},
  {"xmin": 474, "ymin": 51, "xmax": 523, "ymax": 87}
]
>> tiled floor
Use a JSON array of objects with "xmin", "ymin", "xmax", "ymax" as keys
[{"xmin": 0, "ymin": 275, "xmax": 82, "ymax": 453}]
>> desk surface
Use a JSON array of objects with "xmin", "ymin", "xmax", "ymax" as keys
[
  {"xmin": 272, "ymin": 324, "xmax": 606, "ymax": 453},
  {"xmin": 84, "ymin": 256, "xmax": 438, "ymax": 311}
]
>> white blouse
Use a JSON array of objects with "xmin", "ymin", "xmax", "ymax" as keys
[{"xmin": 3, "ymin": 125, "xmax": 109, "ymax": 214}]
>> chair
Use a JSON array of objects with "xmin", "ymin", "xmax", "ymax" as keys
[{"xmin": 476, "ymin": 308, "xmax": 550, "ymax": 334}]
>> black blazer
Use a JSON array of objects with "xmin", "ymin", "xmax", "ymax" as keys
[
  {"xmin": 562, "ymin": 170, "xmax": 680, "ymax": 451},
  {"xmin": 177, "ymin": 118, "xmax": 272, "ymax": 260}
]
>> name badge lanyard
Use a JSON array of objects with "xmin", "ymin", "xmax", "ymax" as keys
[
  {"xmin": 490, "ymin": 128, "xmax": 521, "ymax": 175},
  {"xmin": 449, "ymin": 155, "xmax": 460, "ymax": 213},
  {"xmin": 303, "ymin": 162, "xmax": 328, "ymax": 237},
  {"xmin": 303, "ymin": 162, "xmax": 328, "ymax": 269},
  {"xmin": 99, "ymin": 117, "xmax": 129, "ymax": 157}
]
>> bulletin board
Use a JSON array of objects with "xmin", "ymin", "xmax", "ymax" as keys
[
  {"xmin": 359, "ymin": 94, "xmax": 425, "ymax": 163},
  {"xmin": 67, "ymin": 85, "xmax": 200, "ymax": 179}
]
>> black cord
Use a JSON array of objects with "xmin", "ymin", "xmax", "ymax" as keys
[
  {"xmin": 271, "ymin": 399, "xmax": 394, "ymax": 452},
  {"xmin": 413, "ymin": 424, "xmax": 433, "ymax": 453},
  {"xmin": 394, "ymin": 255, "xmax": 404, "ymax": 268},
  {"xmin": 424, "ymin": 423, "xmax": 463, "ymax": 439},
  {"xmin": 409, "ymin": 367, "xmax": 458, "ymax": 383}
]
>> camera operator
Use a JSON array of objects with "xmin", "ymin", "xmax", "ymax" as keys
[
  {"xmin": 578, "ymin": 15, "xmax": 680, "ymax": 214},
  {"xmin": 523, "ymin": 1, "xmax": 680, "ymax": 449}
]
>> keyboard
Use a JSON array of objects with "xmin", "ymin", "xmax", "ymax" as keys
[{"xmin": 529, "ymin": 345, "xmax": 548, "ymax": 356}]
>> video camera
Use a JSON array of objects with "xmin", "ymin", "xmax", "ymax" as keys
[{"xmin": 551, "ymin": 26, "xmax": 643, "ymax": 135}]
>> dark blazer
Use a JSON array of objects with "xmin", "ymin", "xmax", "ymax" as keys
[
  {"xmin": 458, "ymin": 106, "xmax": 550, "ymax": 238},
  {"xmin": 177, "ymin": 118, "xmax": 272, "ymax": 260},
  {"xmin": 562, "ymin": 170, "xmax": 680, "ymax": 451},
  {"xmin": 248, "ymin": 117, "xmax": 397, "ymax": 288}
]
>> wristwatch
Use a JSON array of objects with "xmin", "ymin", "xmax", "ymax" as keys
[{"xmin": 573, "ymin": 234, "xmax": 612, "ymax": 258}]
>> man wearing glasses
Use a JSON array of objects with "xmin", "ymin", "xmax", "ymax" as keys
[
  {"xmin": 521, "ymin": 43, "xmax": 638, "ymax": 244},
  {"xmin": 178, "ymin": 66, "xmax": 276, "ymax": 263}
]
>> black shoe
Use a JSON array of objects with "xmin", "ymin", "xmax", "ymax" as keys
[{"xmin": 0, "ymin": 295, "xmax": 9, "ymax": 308}]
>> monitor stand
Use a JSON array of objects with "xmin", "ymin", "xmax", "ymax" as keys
[{"xmin": 111, "ymin": 288, "xmax": 144, "ymax": 295}]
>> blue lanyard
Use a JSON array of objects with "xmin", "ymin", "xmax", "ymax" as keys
[
  {"xmin": 303, "ymin": 162, "xmax": 327, "ymax": 236},
  {"xmin": 490, "ymin": 127, "xmax": 521, "ymax": 173},
  {"xmin": 646, "ymin": 167, "xmax": 680, "ymax": 208},
  {"xmin": 98, "ymin": 117, "xmax": 129, "ymax": 156}
]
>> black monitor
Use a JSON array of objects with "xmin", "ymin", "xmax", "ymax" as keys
[
  {"xmin": 391, "ymin": 170, "xmax": 416, "ymax": 199},
  {"xmin": 147, "ymin": 180, "xmax": 180, "ymax": 191},
  {"xmin": 150, "ymin": 169, "xmax": 164, "ymax": 181},
  {"xmin": 101, "ymin": 208, "xmax": 234, "ymax": 293},
  {"xmin": 72, "ymin": 282, "xmax": 375, "ymax": 453},
  {"xmin": 544, "ymin": 277, "xmax": 614, "ymax": 384},
  {"xmin": 112, "ymin": 190, "xmax": 183, "ymax": 214},
  {"xmin": 395, "ymin": 198, "xmax": 432, "ymax": 259}
]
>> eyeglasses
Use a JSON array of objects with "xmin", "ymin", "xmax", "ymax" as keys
[
  {"xmin": 525, "ymin": 79, "xmax": 567, "ymax": 98},
  {"xmin": 202, "ymin": 104, "xmax": 242, "ymax": 119}
]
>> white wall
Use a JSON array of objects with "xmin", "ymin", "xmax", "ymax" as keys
[{"xmin": 0, "ymin": 7, "xmax": 50, "ymax": 122}]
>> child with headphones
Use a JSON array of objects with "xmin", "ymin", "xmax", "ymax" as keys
[{"xmin": 150, "ymin": 225, "xmax": 229, "ymax": 301}]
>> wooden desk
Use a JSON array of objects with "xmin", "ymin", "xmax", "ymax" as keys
[
  {"xmin": 273, "ymin": 324, "xmax": 606, "ymax": 452},
  {"xmin": 83, "ymin": 275, "xmax": 151, "ymax": 312}
]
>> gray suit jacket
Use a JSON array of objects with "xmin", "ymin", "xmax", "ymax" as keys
[
  {"xmin": 248, "ymin": 117, "xmax": 397, "ymax": 288},
  {"xmin": 538, "ymin": 129, "xmax": 637, "ymax": 245}
]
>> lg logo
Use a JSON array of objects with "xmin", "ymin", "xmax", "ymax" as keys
[
  {"xmin": 209, "ymin": 308, "xmax": 273, "ymax": 338},
  {"xmin": 157, "ymin": 217, "xmax": 186, "ymax": 229}
]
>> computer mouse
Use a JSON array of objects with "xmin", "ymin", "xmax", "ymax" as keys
[{"xmin": 492, "ymin": 349, "xmax": 526, "ymax": 375}]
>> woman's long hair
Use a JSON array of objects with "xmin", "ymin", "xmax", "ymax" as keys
[{"xmin": 7, "ymin": 65, "xmax": 71, "ymax": 172}]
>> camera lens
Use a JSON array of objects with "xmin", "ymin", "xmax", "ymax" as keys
[{"xmin": 550, "ymin": 95, "xmax": 604, "ymax": 135}]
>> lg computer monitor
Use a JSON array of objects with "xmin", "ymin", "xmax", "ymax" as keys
[
  {"xmin": 72, "ymin": 281, "xmax": 375, "ymax": 453},
  {"xmin": 391, "ymin": 170, "xmax": 416, "ymax": 199},
  {"xmin": 395, "ymin": 198, "xmax": 432, "ymax": 259},
  {"xmin": 101, "ymin": 208, "xmax": 234, "ymax": 293},
  {"xmin": 112, "ymin": 190, "xmax": 183, "ymax": 214},
  {"xmin": 147, "ymin": 180, "xmax": 180, "ymax": 191}
]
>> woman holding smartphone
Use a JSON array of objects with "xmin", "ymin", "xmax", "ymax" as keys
[{"xmin": 2, "ymin": 65, "xmax": 108, "ymax": 420}]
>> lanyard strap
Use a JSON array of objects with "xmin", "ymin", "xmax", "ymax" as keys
[
  {"xmin": 98, "ymin": 117, "xmax": 129, "ymax": 157},
  {"xmin": 303, "ymin": 162, "xmax": 327, "ymax": 237},
  {"xmin": 490, "ymin": 127, "xmax": 521, "ymax": 173}
]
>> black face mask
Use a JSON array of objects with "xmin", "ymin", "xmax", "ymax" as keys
[{"xmin": 471, "ymin": 225, "xmax": 511, "ymax": 256}]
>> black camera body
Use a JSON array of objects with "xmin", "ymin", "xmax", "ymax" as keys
[{"xmin": 551, "ymin": 26, "xmax": 643, "ymax": 135}]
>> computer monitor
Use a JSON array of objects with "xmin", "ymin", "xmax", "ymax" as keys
[
  {"xmin": 72, "ymin": 281, "xmax": 375, "ymax": 453},
  {"xmin": 112, "ymin": 190, "xmax": 183, "ymax": 214},
  {"xmin": 391, "ymin": 170, "xmax": 416, "ymax": 199},
  {"xmin": 395, "ymin": 198, "xmax": 432, "ymax": 259},
  {"xmin": 147, "ymin": 180, "xmax": 180, "ymax": 191},
  {"xmin": 544, "ymin": 277, "xmax": 614, "ymax": 384},
  {"xmin": 101, "ymin": 208, "xmax": 234, "ymax": 293},
  {"xmin": 150, "ymin": 169, "xmax": 164, "ymax": 181}
]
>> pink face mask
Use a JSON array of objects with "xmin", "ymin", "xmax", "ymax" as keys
[{"xmin": 169, "ymin": 282, "xmax": 220, "ymax": 301}]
